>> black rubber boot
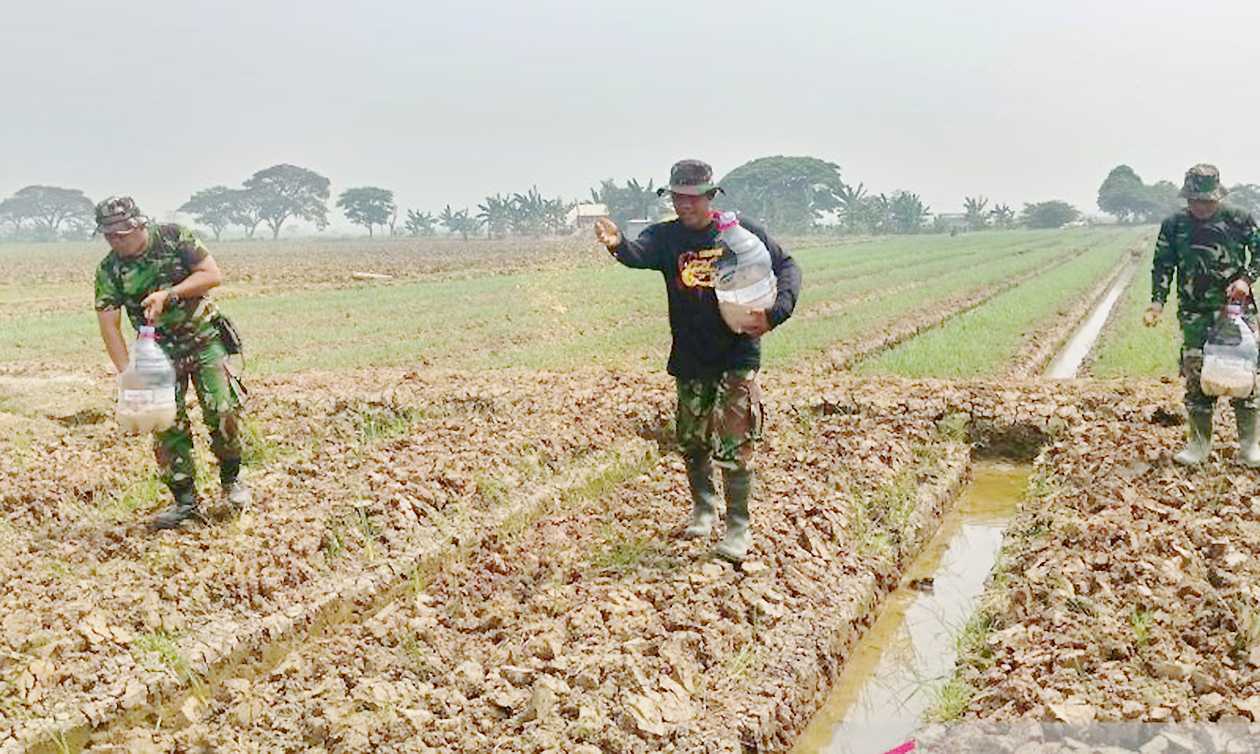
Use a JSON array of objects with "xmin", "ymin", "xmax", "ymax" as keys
[{"xmin": 149, "ymin": 490, "xmax": 204, "ymax": 531}]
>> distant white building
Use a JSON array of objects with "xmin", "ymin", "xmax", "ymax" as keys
[{"xmin": 566, "ymin": 203, "xmax": 608, "ymax": 229}]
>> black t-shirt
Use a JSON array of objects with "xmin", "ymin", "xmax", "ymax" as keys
[{"xmin": 613, "ymin": 217, "xmax": 802, "ymax": 379}]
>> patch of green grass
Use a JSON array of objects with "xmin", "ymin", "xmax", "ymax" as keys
[
  {"xmin": 936, "ymin": 412, "xmax": 970, "ymax": 443},
  {"xmin": 353, "ymin": 403, "xmax": 425, "ymax": 442},
  {"xmin": 407, "ymin": 564, "xmax": 428, "ymax": 604},
  {"xmin": 106, "ymin": 476, "xmax": 166, "ymax": 520},
  {"xmin": 954, "ymin": 608, "xmax": 996, "ymax": 664},
  {"xmin": 930, "ymin": 677, "xmax": 975, "ymax": 722},
  {"xmin": 1023, "ymin": 470, "xmax": 1063, "ymax": 508},
  {"xmin": 399, "ymin": 633, "xmax": 437, "ymax": 682},
  {"xmin": 475, "ymin": 475, "xmax": 510, "ymax": 507},
  {"xmin": 1230, "ymin": 599, "xmax": 1260, "ymax": 659},
  {"xmin": 725, "ymin": 641, "xmax": 762, "ymax": 679},
  {"xmin": 46, "ymin": 559, "xmax": 75, "ymax": 581},
  {"xmin": 0, "ymin": 229, "xmax": 1147, "ymax": 376},
  {"xmin": 132, "ymin": 630, "xmax": 207, "ymax": 699},
  {"xmin": 240, "ymin": 417, "xmax": 287, "ymax": 467},
  {"xmin": 852, "ymin": 441, "xmax": 949, "ymax": 558},
  {"xmin": 323, "ymin": 519, "xmax": 347, "ymax": 561},
  {"xmin": 1089, "ymin": 272, "xmax": 1181, "ymax": 378},
  {"xmin": 862, "ymin": 232, "xmax": 1136, "ymax": 377},
  {"xmin": 1130, "ymin": 606, "xmax": 1155, "ymax": 648},
  {"xmin": 591, "ymin": 525, "xmax": 661, "ymax": 573}
]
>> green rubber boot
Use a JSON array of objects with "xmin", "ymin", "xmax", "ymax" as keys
[
  {"xmin": 1235, "ymin": 405, "xmax": 1260, "ymax": 468},
  {"xmin": 1174, "ymin": 408, "xmax": 1214, "ymax": 466},
  {"xmin": 716, "ymin": 469, "xmax": 753, "ymax": 563},
  {"xmin": 683, "ymin": 455, "xmax": 719, "ymax": 538}
]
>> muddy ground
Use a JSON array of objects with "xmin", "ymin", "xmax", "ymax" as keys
[{"xmin": 2, "ymin": 362, "xmax": 1223, "ymax": 753}]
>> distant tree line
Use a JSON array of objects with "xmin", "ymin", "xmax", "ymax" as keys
[
  {"xmin": 19, "ymin": 156, "xmax": 1252, "ymax": 243},
  {"xmin": 1097, "ymin": 164, "xmax": 1260, "ymax": 223},
  {"xmin": 0, "ymin": 186, "xmax": 96, "ymax": 241}
]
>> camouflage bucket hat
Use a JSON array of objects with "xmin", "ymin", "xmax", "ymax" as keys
[
  {"xmin": 1180, "ymin": 164, "xmax": 1230, "ymax": 201},
  {"xmin": 95, "ymin": 195, "xmax": 149, "ymax": 235},
  {"xmin": 656, "ymin": 159, "xmax": 724, "ymax": 197}
]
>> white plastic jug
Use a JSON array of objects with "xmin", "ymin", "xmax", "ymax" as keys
[
  {"xmin": 1202, "ymin": 304, "xmax": 1258, "ymax": 398},
  {"xmin": 713, "ymin": 211, "xmax": 777, "ymax": 334},
  {"xmin": 116, "ymin": 326, "xmax": 178, "ymax": 434}
]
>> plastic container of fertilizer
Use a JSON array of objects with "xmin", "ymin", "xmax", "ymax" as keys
[
  {"xmin": 1202, "ymin": 304, "xmax": 1258, "ymax": 398},
  {"xmin": 713, "ymin": 211, "xmax": 776, "ymax": 334},
  {"xmin": 116, "ymin": 326, "xmax": 178, "ymax": 434}
]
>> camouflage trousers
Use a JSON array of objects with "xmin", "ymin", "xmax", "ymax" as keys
[
  {"xmin": 675, "ymin": 369, "xmax": 764, "ymax": 471},
  {"xmin": 155, "ymin": 339, "xmax": 244, "ymax": 501},
  {"xmin": 1180, "ymin": 310, "xmax": 1260, "ymax": 413}
]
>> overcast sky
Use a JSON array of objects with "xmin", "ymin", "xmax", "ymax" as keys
[{"xmin": 4, "ymin": 0, "xmax": 1260, "ymax": 232}]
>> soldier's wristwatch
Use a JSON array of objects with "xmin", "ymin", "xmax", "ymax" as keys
[{"xmin": 166, "ymin": 288, "xmax": 180, "ymax": 305}]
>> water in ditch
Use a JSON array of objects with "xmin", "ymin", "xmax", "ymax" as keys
[
  {"xmin": 791, "ymin": 461, "xmax": 1031, "ymax": 754},
  {"xmin": 1045, "ymin": 264, "xmax": 1136, "ymax": 379}
]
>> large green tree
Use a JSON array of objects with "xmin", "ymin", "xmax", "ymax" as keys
[
  {"xmin": 224, "ymin": 188, "xmax": 264, "ymax": 239},
  {"xmin": 1022, "ymin": 200, "xmax": 1080, "ymax": 229},
  {"xmin": 178, "ymin": 186, "xmax": 238, "ymax": 240},
  {"xmin": 0, "ymin": 197, "xmax": 27, "ymax": 235},
  {"xmin": 1097, "ymin": 165, "xmax": 1181, "ymax": 223},
  {"xmin": 243, "ymin": 164, "xmax": 330, "ymax": 239},
  {"xmin": 1146, "ymin": 180, "xmax": 1182, "ymax": 219},
  {"xmin": 718, "ymin": 156, "xmax": 844, "ymax": 232},
  {"xmin": 337, "ymin": 187, "xmax": 395, "ymax": 238},
  {"xmin": 1228, "ymin": 184, "xmax": 1260, "ymax": 216},
  {"xmin": 1097, "ymin": 165, "xmax": 1147, "ymax": 223},
  {"xmin": 4, "ymin": 186, "xmax": 94, "ymax": 239}
]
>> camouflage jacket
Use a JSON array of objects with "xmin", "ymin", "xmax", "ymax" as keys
[
  {"xmin": 1152, "ymin": 207, "xmax": 1260, "ymax": 316},
  {"xmin": 94, "ymin": 224, "xmax": 222, "ymax": 355}
]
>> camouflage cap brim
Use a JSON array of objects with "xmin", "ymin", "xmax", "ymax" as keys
[
  {"xmin": 656, "ymin": 184, "xmax": 722, "ymax": 197},
  {"xmin": 95, "ymin": 216, "xmax": 147, "ymax": 235},
  {"xmin": 1179, "ymin": 185, "xmax": 1230, "ymax": 201}
]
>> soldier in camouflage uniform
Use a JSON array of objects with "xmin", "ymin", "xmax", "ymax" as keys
[
  {"xmin": 93, "ymin": 197, "xmax": 251, "ymax": 529},
  {"xmin": 1144, "ymin": 165, "xmax": 1260, "ymax": 467},
  {"xmin": 594, "ymin": 160, "xmax": 802, "ymax": 562}
]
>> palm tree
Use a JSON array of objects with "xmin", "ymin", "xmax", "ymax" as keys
[
  {"xmin": 890, "ymin": 191, "xmax": 930, "ymax": 234},
  {"xmin": 864, "ymin": 193, "xmax": 892, "ymax": 235},
  {"xmin": 836, "ymin": 182, "xmax": 868, "ymax": 234},
  {"xmin": 963, "ymin": 196, "xmax": 989, "ymax": 231},
  {"xmin": 510, "ymin": 186, "xmax": 547, "ymax": 236},
  {"xmin": 542, "ymin": 198, "xmax": 573, "ymax": 235},
  {"xmin": 624, "ymin": 179, "xmax": 662, "ymax": 221},
  {"xmin": 477, "ymin": 194, "xmax": 513, "ymax": 239},
  {"xmin": 590, "ymin": 178, "xmax": 662, "ymax": 227},
  {"xmin": 439, "ymin": 204, "xmax": 477, "ymax": 242},
  {"xmin": 990, "ymin": 204, "xmax": 1016, "ymax": 229},
  {"xmin": 405, "ymin": 209, "xmax": 437, "ymax": 237}
]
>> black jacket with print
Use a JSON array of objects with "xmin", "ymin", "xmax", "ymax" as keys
[{"xmin": 613, "ymin": 217, "xmax": 802, "ymax": 379}]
